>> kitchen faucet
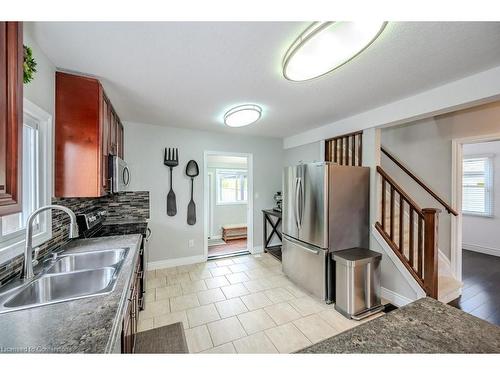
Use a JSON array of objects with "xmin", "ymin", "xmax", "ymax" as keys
[{"xmin": 23, "ymin": 205, "xmax": 80, "ymax": 279}]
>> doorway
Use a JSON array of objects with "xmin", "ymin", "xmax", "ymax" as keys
[
  {"xmin": 204, "ymin": 151, "xmax": 253, "ymax": 259},
  {"xmin": 450, "ymin": 135, "xmax": 500, "ymax": 325}
]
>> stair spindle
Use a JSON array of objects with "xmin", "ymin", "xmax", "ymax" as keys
[
  {"xmin": 399, "ymin": 195, "xmax": 404, "ymax": 254},
  {"xmin": 390, "ymin": 186, "xmax": 395, "ymax": 241},
  {"xmin": 381, "ymin": 177, "xmax": 386, "ymax": 231},
  {"xmin": 409, "ymin": 208, "xmax": 415, "ymax": 267},
  {"xmin": 418, "ymin": 215, "xmax": 423, "ymax": 277}
]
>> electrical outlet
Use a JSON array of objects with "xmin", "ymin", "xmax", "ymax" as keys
[{"xmin": 188, "ymin": 239, "xmax": 194, "ymax": 248}]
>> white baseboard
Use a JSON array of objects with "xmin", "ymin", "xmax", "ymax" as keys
[
  {"xmin": 438, "ymin": 249, "xmax": 451, "ymax": 269},
  {"xmin": 252, "ymin": 245, "xmax": 264, "ymax": 254},
  {"xmin": 463, "ymin": 243, "xmax": 500, "ymax": 257},
  {"xmin": 438, "ymin": 249, "xmax": 455, "ymax": 278},
  {"xmin": 147, "ymin": 254, "xmax": 206, "ymax": 271},
  {"xmin": 208, "ymin": 235, "xmax": 222, "ymax": 240},
  {"xmin": 381, "ymin": 287, "xmax": 415, "ymax": 307}
]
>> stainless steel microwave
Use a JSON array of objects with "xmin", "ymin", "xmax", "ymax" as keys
[{"xmin": 110, "ymin": 155, "xmax": 130, "ymax": 193}]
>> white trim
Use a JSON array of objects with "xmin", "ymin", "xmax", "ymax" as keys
[
  {"xmin": 372, "ymin": 225, "xmax": 427, "ymax": 299},
  {"xmin": 438, "ymin": 248, "xmax": 454, "ymax": 278},
  {"xmin": 381, "ymin": 287, "xmax": 415, "ymax": 307},
  {"xmin": 451, "ymin": 132, "xmax": 500, "ymax": 282},
  {"xmin": 438, "ymin": 249, "xmax": 451, "ymax": 270},
  {"xmin": 252, "ymin": 245, "xmax": 264, "ymax": 254},
  {"xmin": 463, "ymin": 243, "xmax": 500, "ymax": 257},
  {"xmin": 319, "ymin": 139, "xmax": 326, "ymax": 162},
  {"xmin": 147, "ymin": 255, "xmax": 206, "ymax": 271},
  {"xmin": 207, "ymin": 172, "xmax": 215, "ymax": 238},
  {"xmin": 284, "ymin": 65, "xmax": 500, "ymax": 149},
  {"xmin": 0, "ymin": 99, "xmax": 53, "ymax": 264},
  {"xmin": 204, "ymin": 151, "xmax": 254, "ymax": 259}
]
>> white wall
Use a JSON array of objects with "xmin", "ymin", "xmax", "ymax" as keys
[
  {"xmin": 23, "ymin": 23, "xmax": 56, "ymax": 119},
  {"xmin": 381, "ymin": 101, "xmax": 500, "ymax": 260},
  {"xmin": 207, "ymin": 158, "xmax": 248, "ymax": 238},
  {"xmin": 462, "ymin": 141, "xmax": 500, "ymax": 256},
  {"xmin": 284, "ymin": 65, "xmax": 500, "ymax": 150},
  {"xmin": 283, "ymin": 141, "xmax": 323, "ymax": 167},
  {"xmin": 124, "ymin": 121, "xmax": 283, "ymax": 264}
]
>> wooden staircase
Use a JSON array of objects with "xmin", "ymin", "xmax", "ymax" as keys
[
  {"xmin": 377, "ymin": 148, "xmax": 461, "ymax": 301},
  {"xmin": 325, "ymin": 133, "xmax": 462, "ymax": 302}
]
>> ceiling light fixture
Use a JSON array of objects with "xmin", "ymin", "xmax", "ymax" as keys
[
  {"xmin": 223, "ymin": 104, "xmax": 262, "ymax": 127},
  {"xmin": 283, "ymin": 21, "xmax": 387, "ymax": 81}
]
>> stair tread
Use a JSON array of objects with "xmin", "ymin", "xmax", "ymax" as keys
[{"xmin": 438, "ymin": 275, "xmax": 462, "ymax": 297}]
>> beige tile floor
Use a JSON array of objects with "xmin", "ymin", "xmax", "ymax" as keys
[{"xmin": 139, "ymin": 252, "xmax": 383, "ymax": 353}]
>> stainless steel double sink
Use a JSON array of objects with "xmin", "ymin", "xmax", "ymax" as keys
[{"xmin": 0, "ymin": 248, "xmax": 129, "ymax": 314}]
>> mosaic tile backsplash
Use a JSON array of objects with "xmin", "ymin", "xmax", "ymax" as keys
[{"xmin": 0, "ymin": 191, "xmax": 149, "ymax": 287}]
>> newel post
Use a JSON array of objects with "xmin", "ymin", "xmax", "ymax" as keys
[{"xmin": 422, "ymin": 208, "xmax": 441, "ymax": 299}]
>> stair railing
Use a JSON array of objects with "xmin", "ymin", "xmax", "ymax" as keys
[
  {"xmin": 376, "ymin": 166, "xmax": 440, "ymax": 298},
  {"xmin": 381, "ymin": 146, "xmax": 458, "ymax": 216},
  {"xmin": 325, "ymin": 131, "xmax": 363, "ymax": 166}
]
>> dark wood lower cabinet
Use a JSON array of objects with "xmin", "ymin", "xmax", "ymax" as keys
[{"xmin": 121, "ymin": 260, "xmax": 142, "ymax": 353}]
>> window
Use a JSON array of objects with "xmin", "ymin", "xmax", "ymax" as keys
[
  {"xmin": 0, "ymin": 115, "xmax": 40, "ymax": 240},
  {"xmin": 0, "ymin": 100, "xmax": 52, "ymax": 259},
  {"xmin": 216, "ymin": 169, "xmax": 248, "ymax": 205},
  {"xmin": 462, "ymin": 155, "xmax": 494, "ymax": 217}
]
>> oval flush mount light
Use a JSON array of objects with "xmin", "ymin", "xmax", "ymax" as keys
[
  {"xmin": 283, "ymin": 21, "xmax": 387, "ymax": 81},
  {"xmin": 224, "ymin": 104, "xmax": 262, "ymax": 127}
]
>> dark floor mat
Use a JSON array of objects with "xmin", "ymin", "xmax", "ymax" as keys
[{"xmin": 135, "ymin": 322, "xmax": 189, "ymax": 353}]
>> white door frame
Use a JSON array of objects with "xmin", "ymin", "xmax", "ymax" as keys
[
  {"xmin": 203, "ymin": 151, "xmax": 254, "ymax": 260},
  {"xmin": 207, "ymin": 172, "xmax": 215, "ymax": 239},
  {"xmin": 451, "ymin": 132, "xmax": 500, "ymax": 281}
]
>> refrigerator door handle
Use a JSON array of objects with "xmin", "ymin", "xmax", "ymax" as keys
[
  {"xmin": 283, "ymin": 234, "xmax": 320, "ymax": 255},
  {"xmin": 294, "ymin": 177, "xmax": 301, "ymax": 230},
  {"xmin": 298, "ymin": 176, "xmax": 304, "ymax": 228}
]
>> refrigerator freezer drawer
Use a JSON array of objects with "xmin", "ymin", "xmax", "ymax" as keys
[{"xmin": 282, "ymin": 235, "xmax": 333, "ymax": 302}]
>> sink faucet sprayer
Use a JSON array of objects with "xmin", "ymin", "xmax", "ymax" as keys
[{"xmin": 23, "ymin": 205, "xmax": 79, "ymax": 279}]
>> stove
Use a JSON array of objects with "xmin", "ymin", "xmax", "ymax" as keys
[
  {"xmin": 76, "ymin": 208, "xmax": 151, "ymax": 310},
  {"xmin": 76, "ymin": 209, "xmax": 148, "ymax": 238}
]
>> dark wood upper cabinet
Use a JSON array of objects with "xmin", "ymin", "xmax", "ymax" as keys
[
  {"xmin": 0, "ymin": 22, "xmax": 23, "ymax": 217},
  {"xmin": 55, "ymin": 71, "xmax": 124, "ymax": 197},
  {"xmin": 117, "ymin": 122, "xmax": 124, "ymax": 159}
]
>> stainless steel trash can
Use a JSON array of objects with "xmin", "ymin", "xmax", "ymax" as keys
[{"xmin": 333, "ymin": 248, "xmax": 384, "ymax": 320}]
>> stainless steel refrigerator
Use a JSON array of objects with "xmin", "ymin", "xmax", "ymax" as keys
[{"xmin": 282, "ymin": 162, "xmax": 370, "ymax": 303}]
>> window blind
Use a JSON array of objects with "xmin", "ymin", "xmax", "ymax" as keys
[{"xmin": 462, "ymin": 156, "xmax": 493, "ymax": 216}]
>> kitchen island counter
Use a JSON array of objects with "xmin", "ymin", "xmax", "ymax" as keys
[{"xmin": 297, "ymin": 297, "xmax": 500, "ymax": 353}]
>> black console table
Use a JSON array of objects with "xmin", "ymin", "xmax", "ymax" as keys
[{"xmin": 262, "ymin": 209, "xmax": 282, "ymax": 261}]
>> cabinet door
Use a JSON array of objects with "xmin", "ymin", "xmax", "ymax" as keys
[
  {"xmin": 117, "ymin": 122, "xmax": 124, "ymax": 159},
  {"xmin": 101, "ymin": 94, "xmax": 110, "ymax": 194},
  {"xmin": 121, "ymin": 298, "xmax": 133, "ymax": 353},
  {"xmin": 0, "ymin": 22, "xmax": 22, "ymax": 216},
  {"xmin": 109, "ymin": 111, "xmax": 117, "ymax": 156},
  {"xmin": 55, "ymin": 72, "xmax": 102, "ymax": 197}
]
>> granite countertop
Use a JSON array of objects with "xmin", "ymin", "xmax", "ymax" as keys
[
  {"xmin": 298, "ymin": 297, "xmax": 500, "ymax": 353},
  {"xmin": 0, "ymin": 235, "xmax": 142, "ymax": 353}
]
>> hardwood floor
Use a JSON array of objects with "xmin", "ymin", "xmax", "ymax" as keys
[
  {"xmin": 208, "ymin": 238, "xmax": 248, "ymax": 258},
  {"xmin": 449, "ymin": 250, "xmax": 500, "ymax": 326}
]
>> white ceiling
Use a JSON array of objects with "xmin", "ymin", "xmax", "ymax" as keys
[{"xmin": 31, "ymin": 22, "xmax": 500, "ymax": 138}]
